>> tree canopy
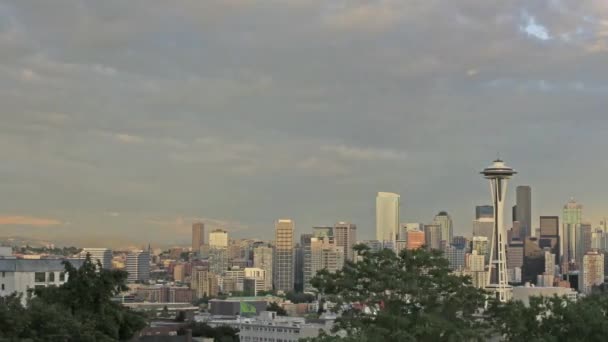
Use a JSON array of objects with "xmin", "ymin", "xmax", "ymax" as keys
[
  {"xmin": 0, "ymin": 254, "xmax": 146, "ymax": 341},
  {"xmin": 309, "ymin": 245, "xmax": 489, "ymax": 341}
]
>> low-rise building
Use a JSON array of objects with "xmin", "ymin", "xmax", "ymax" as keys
[{"xmin": 512, "ymin": 284, "xmax": 577, "ymax": 306}]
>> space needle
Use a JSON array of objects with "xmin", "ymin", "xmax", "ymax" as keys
[{"xmin": 481, "ymin": 158, "xmax": 517, "ymax": 302}]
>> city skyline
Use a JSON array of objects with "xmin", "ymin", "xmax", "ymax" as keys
[{"xmin": 2, "ymin": 1, "xmax": 608, "ymax": 247}]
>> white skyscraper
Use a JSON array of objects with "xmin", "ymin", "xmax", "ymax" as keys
[
  {"xmin": 376, "ymin": 192, "xmax": 400, "ymax": 243},
  {"xmin": 126, "ymin": 250, "xmax": 150, "ymax": 283},
  {"xmin": 82, "ymin": 248, "xmax": 113, "ymax": 269},
  {"xmin": 433, "ymin": 211, "xmax": 453, "ymax": 245},
  {"xmin": 481, "ymin": 159, "xmax": 517, "ymax": 302}
]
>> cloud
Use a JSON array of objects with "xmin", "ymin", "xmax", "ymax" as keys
[
  {"xmin": 321, "ymin": 144, "xmax": 407, "ymax": 162},
  {"xmin": 0, "ymin": 215, "xmax": 62, "ymax": 227},
  {"xmin": 113, "ymin": 133, "xmax": 145, "ymax": 144},
  {"xmin": 520, "ymin": 11, "xmax": 552, "ymax": 41}
]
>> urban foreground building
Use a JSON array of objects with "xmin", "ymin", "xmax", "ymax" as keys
[
  {"xmin": 376, "ymin": 192, "xmax": 400, "ymax": 243},
  {"xmin": 274, "ymin": 219, "xmax": 294, "ymax": 292},
  {"xmin": 481, "ymin": 159, "xmax": 517, "ymax": 302},
  {"xmin": 192, "ymin": 222, "xmax": 205, "ymax": 254}
]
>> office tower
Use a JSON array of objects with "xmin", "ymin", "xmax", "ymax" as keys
[
  {"xmin": 444, "ymin": 245, "xmax": 466, "ymax": 271},
  {"xmin": 507, "ymin": 240, "xmax": 524, "ymax": 270},
  {"xmin": 562, "ymin": 199, "xmax": 582, "ymax": 268},
  {"xmin": 433, "ymin": 211, "xmax": 453, "ymax": 245},
  {"xmin": 334, "ymin": 222, "xmax": 357, "ymax": 262},
  {"xmin": 244, "ymin": 268, "xmax": 267, "ymax": 295},
  {"xmin": 82, "ymin": 248, "xmax": 112, "ymax": 269},
  {"xmin": 274, "ymin": 219, "xmax": 295, "ymax": 292},
  {"xmin": 191, "ymin": 267, "xmax": 219, "ymax": 298},
  {"xmin": 299, "ymin": 234, "xmax": 313, "ymax": 293},
  {"xmin": 512, "ymin": 206, "xmax": 517, "ymax": 224},
  {"xmin": 476, "ymin": 205, "xmax": 494, "ymax": 220},
  {"xmin": 173, "ymin": 264, "xmax": 185, "ymax": 282},
  {"xmin": 472, "ymin": 236, "xmax": 490, "ymax": 263},
  {"xmin": 580, "ymin": 250, "xmax": 604, "ymax": 295},
  {"xmin": 539, "ymin": 216, "xmax": 560, "ymax": 265},
  {"xmin": 313, "ymin": 226, "xmax": 333, "ymax": 239},
  {"xmin": 576, "ymin": 224, "xmax": 593, "ymax": 268},
  {"xmin": 209, "ymin": 229, "xmax": 229, "ymax": 248},
  {"xmin": 253, "ymin": 246, "xmax": 273, "ymax": 291},
  {"xmin": 452, "ymin": 236, "xmax": 468, "ymax": 250},
  {"xmin": 192, "ymin": 222, "xmax": 205, "ymax": 253},
  {"xmin": 481, "ymin": 159, "xmax": 517, "ymax": 302},
  {"xmin": 294, "ymin": 243, "xmax": 304, "ymax": 292},
  {"xmin": 467, "ymin": 250, "xmax": 487, "ymax": 289},
  {"xmin": 406, "ymin": 230, "xmax": 425, "ymax": 250},
  {"xmin": 376, "ymin": 192, "xmax": 400, "ymax": 243},
  {"xmin": 423, "ymin": 224, "xmax": 442, "ymax": 251},
  {"xmin": 208, "ymin": 248, "xmax": 228, "ymax": 275},
  {"xmin": 544, "ymin": 251, "xmax": 556, "ymax": 276},
  {"xmin": 399, "ymin": 223, "xmax": 424, "ymax": 241},
  {"xmin": 522, "ymin": 237, "xmax": 544, "ymax": 284},
  {"xmin": 509, "ymin": 221, "xmax": 522, "ymax": 242},
  {"xmin": 307, "ymin": 237, "xmax": 344, "ymax": 293},
  {"xmin": 126, "ymin": 250, "xmax": 150, "ymax": 283},
  {"xmin": 473, "ymin": 218, "xmax": 494, "ymax": 243},
  {"xmin": 516, "ymin": 186, "xmax": 532, "ymax": 238}
]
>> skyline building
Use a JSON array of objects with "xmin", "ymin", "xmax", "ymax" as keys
[
  {"xmin": 563, "ymin": 198, "xmax": 583, "ymax": 269},
  {"xmin": 433, "ymin": 211, "xmax": 453, "ymax": 245},
  {"xmin": 209, "ymin": 229, "xmax": 229, "ymax": 249},
  {"xmin": 580, "ymin": 250, "xmax": 604, "ymax": 295},
  {"xmin": 406, "ymin": 230, "xmax": 425, "ymax": 250},
  {"xmin": 253, "ymin": 245, "xmax": 273, "ymax": 291},
  {"xmin": 333, "ymin": 222, "xmax": 357, "ymax": 262},
  {"xmin": 473, "ymin": 218, "xmax": 494, "ymax": 243},
  {"xmin": 576, "ymin": 223, "xmax": 593, "ymax": 268},
  {"xmin": 539, "ymin": 216, "xmax": 560, "ymax": 264},
  {"xmin": 481, "ymin": 158, "xmax": 517, "ymax": 302},
  {"xmin": 126, "ymin": 250, "xmax": 150, "ymax": 283},
  {"xmin": 516, "ymin": 186, "xmax": 532, "ymax": 238},
  {"xmin": 307, "ymin": 236, "xmax": 345, "ymax": 293},
  {"xmin": 424, "ymin": 224, "xmax": 442, "ymax": 251},
  {"xmin": 300, "ymin": 234, "xmax": 313, "ymax": 293},
  {"xmin": 274, "ymin": 219, "xmax": 295, "ymax": 292},
  {"xmin": 81, "ymin": 248, "xmax": 112, "ymax": 269},
  {"xmin": 376, "ymin": 192, "xmax": 400, "ymax": 243},
  {"xmin": 476, "ymin": 205, "xmax": 494, "ymax": 220},
  {"xmin": 192, "ymin": 222, "xmax": 205, "ymax": 253}
]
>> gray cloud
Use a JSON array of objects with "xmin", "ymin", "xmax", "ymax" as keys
[{"xmin": 0, "ymin": 0, "xmax": 607, "ymax": 247}]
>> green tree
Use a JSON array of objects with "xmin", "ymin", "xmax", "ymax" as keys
[
  {"xmin": 0, "ymin": 254, "xmax": 146, "ymax": 341},
  {"xmin": 307, "ymin": 245, "xmax": 489, "ymax": 342},
  {"xmin": 267, "ymin": 302, "xmax": 288, "ymax": 316},
  {"xmin": 489, "ymin": 294, "xmax": 608, "ymax": 342}
]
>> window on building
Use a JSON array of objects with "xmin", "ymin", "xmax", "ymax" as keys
[
  {"xmin": 1, "ymin": 284, "xmax": 4, "ymax": 290},
  {"xmin": 1, "ymin": 271, "xmax": 5, "ymax": 277},
  {"xmin": 48, "ymin": 272, "xmax": 55, "ymax": 282},
  {"xmin": 59, "ymin": 272, "xmax": 65, "ymax": 282},
  {"xmin": 34, "ymin": 272, "xmax": 46, "ymax": 282}
]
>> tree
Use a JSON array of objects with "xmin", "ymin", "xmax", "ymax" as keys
[
  {"xmin": 489, "ymin": 294, "xmax": 608, "ymax": 342},
  {"xmin": 307, "ymin": 245, "xmax": 489, "ymax": 342},
  {"xmin": 286, "ymin": 291, "xmax": 315, "ymax": 303},
  {"xmin": 266, "ymin": 302, "xmax": 288, "ymax": 316},
  {"xmin": 0, "ymin": 254, "xmax": 146, "ymax": 341},
  {"xmin": 190, "ymin": 322, "xmax": 239, "ymax": 342}
]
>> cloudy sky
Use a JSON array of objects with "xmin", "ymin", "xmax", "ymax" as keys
[{"xmin": 1, "ymin": 0, "xmax": 607, "ymax": 248}]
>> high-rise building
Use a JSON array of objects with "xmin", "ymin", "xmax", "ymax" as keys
[
  {"xmin": 452, "ymin": 236, "xmax": 468, "ymax": 250},
  {"xmin": 507, "ymin": 240, "xmax": 524, "ymax": 270},
  {"xmin": 472, "ymin": 236, "xmax": 490, "ymax": 263},
  {"xmin": 433, "ymin": 212, "xmax": 453, "ymax": 245},
  {"xmin": 406, "ymin": 230, "xmax": 425, "ymax": 250},
  {"xmin": 399, "ymin": 223, "xmax": 424, "ymax": 241},
  {"xmin": 424, "ymin": 224, "xmax": 442, "ymax": 251},
  {"xmin": 580, "ymin": 250, "xmax": 604, "ymax": 295},
  {"xmin": 444, "ymin": 245, "xmax": 466, "ymax": 270},
  {"xmin": 376, "ymin": 192, "xmax": 400, "ymax": 243},
  {"xmin": 173, "ymin": 264, "xmax": 185, "ymax": 282},
  {"xmin": 476, "ymin": 205, "xmax": 494, "ymax": 220},
  {"xmin": 126, "ymin": 251, "xmax": 150, "ymax": 283},
  {"xmin": 306, "ymin": 236, "xmax": 344, "ymax": 293},
  {"xmin": 562, "ymin": 199, "xmax": 583, "ymax": 268},
  {"xmin": 312, "ymin": 226, "xmax": 333, "ymax": 239},
  {"xmin": 516, "ymin": 186, "xmax": 532, "ymax": 238},
  {"xmin": 539, "ymin": 216, "xmax": 560, "ymax": 264},
  {"xmin": 473, "ymin": 218, "xmax": 494, "ymax": 243},
  {"xmin": 82, "ymin": 248, "xmax": 112, "ymax": 269},
  {"xmin": 208, "ymin": 248, "xmax": 228, "ymax": 275},
  {"xmin": 333, "ymin": 222, "xmax": 357, "ymax": 262},
  {"xmin": 481, "ymin": 159, "xmax": 516, "ymax": 302},
  {"xmin": 274, "ymin": 219, "xmax": 294, "ymax": 292},
  {"xmin": 467, "ymin": 250, "xmax": 487, "ymax": 289},
  {"xmin": 522, "ymin": 237, "xmax": 545, "ymax": 284},
  {"xmin": 209, "ymin": 229, "xmax": 229, "ymax": 249},
  {"xmin": 192, "ymin": 222, "xmax": 205, "ymax": 253},
  {"xmin": 253, "ymin": 245, "xmax": 273, "ymax": 291},
  {"xmin": 294, "ymin": 243, "xmax": 304, "ymax": 292},
  {"xmin": 300, "ymin": 234, "xmax": 313, "ymax": 293},
  {"xmin": 191, "ymin": 267, "xmax": 219, "ymax": 298},
  {"xmin": 244, "ymin": 268, "xmax": 267, "ymax": 295},
  {"xmin": 576, "ymin": 224, "xmax": 593, "ymax": 268}
]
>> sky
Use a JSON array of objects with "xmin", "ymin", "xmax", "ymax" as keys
[{"xmin": 1, "ymin": 0, "xmax": 607, "ymax": 248}]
